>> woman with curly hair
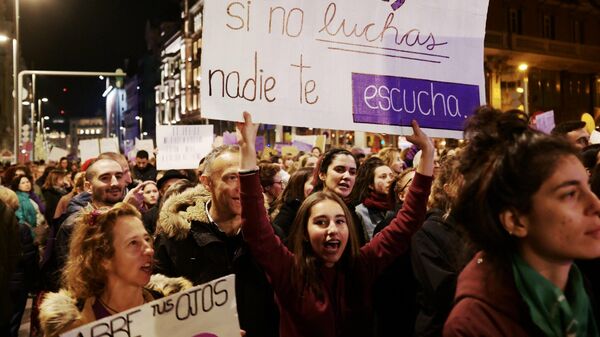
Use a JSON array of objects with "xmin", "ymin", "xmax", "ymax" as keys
[
  {"xmin": 39, "ymin": 203, "xmax": 191, "ymax": 337},
  {"xmin": 377, "ymin": 147, "xmax": 405, "ymax": 174},
  {"xmin": 444, "ymin": 107, "xmax": 600, "ymax": 337}
]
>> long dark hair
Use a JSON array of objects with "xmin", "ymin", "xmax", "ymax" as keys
[
  {"xmin": 455, "ymin": 106, "xmax": 579, "ymax": 268},
  {"xmin": 312, "ymin": 148, "xmax": 357, "ymax": 193},
  {"xmin": 348, "ymin": 156, "xmax": 386, "ymax": 207},
  {"xmin": 287, "ymin": 191, "xmax": 361, "ymax": 299}
]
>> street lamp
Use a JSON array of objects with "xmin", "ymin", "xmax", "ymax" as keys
[
  {"xmin": 135, "ymin": 115, "xmax": 143, "ymax": 139},
  {"xmin": 517, "ymin": 63, "xmax": 529, "ymax": 115},
  {"xmin": 0, "ymin": 34, "xmax": 17, "ymax": 161}
]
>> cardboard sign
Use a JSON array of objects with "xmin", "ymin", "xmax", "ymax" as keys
[
  {"xmin": 201, "ymin": 0, "xmax": 489, "ymax": 138},
  {"xmin": 100, "ymin": 137, "xmax": 120, "ymax": 154},
  {"xmin": 535, "ymin": 110, "xmax": 555, "ymax": 134},
  {"xmin": 135, "ymin": 139, "xmax": 156, "ymax": 158},
  {"xmin": 79, "ymin": 139, "xmax": 100, "ymax": 163},
  {"xmin": 156, "ymin": 125, "xmax": 214, "ymax": 170},
  {"xmin": 48, "ymin": 147, "xmax": 69, "ymax": 162},
  {"xmin": 590, "ymin": 130, "xmax": 600, "ymax": 145},
  {"xmin": 61, "ymin": 275, "xmax": 240, "ymax": 337},
  {"xmin": 223, "ymin": 132, "xmax": 265, "ymax": 151}
]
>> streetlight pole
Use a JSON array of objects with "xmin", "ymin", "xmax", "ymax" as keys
[
  {"xmin": 135, "ymin": 116, "xmax": 143, "ymax": 139},
  {"xmin": 0, "ymin": 35, "xmax": 16, "ymax": 161},
  {"xmin": 14, "ymin": 0, "xmax": 20, "ymax": 162},
  {"xmin": 16, "ymin": 70, "xmax": 127, "ymax": 163}
]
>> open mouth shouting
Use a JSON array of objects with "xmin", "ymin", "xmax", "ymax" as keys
[
  {"xmin": 140, "ymin": 262, "xmax": 153, "ymax": 274},
  {"xmin": 323, "ymin": 239, "xmax": 341, "ymax": 253}
]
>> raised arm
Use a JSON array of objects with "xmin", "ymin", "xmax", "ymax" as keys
[
  {"xmin": 237, "ymin": 112, "xmax": 294, "ymax": 286},
  {"xmin": 361, "ymin": 120, "xmax": 434, "ymax": 272}
]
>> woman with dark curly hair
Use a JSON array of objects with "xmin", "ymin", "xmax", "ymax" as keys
[
  {"xmin": 39, "ymin": 203, "xmax": 191, "ymax": 337},
  {"xmin": 444, "ymin": 107, "xmax": 600, "ymax": 337}
]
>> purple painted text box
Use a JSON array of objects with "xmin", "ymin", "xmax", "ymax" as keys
[{"xmin": 352, "ymin": 73, "xmax": 480, "ymax": 131}]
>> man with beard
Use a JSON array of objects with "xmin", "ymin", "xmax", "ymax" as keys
[{"xmin": 55, "ymin": 159, "xmax": 126, "ymax": 271}]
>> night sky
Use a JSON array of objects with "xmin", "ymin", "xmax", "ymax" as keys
[{"xmin": 19, "ymin": 0, "xmax": 180, "ymax": 129}]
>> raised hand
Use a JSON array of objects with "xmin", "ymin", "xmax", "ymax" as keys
[
  {"xmin": 236, "ymin": 111, "xmax": 259, "ymax": 170},
  {"xmin": 405, "ymin": 120, "xmax": 434, "ymax": 176}
]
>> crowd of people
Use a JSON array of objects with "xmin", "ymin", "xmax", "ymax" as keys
[{"xmin": 0, "ymin": 107, "xmax": 599, "ymax": 337}]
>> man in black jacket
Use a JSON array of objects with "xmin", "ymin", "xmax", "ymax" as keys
[
  {"xmin": 154, "ymin": 145, "xmax": 279, "ymax": 337},
  {"xmin": 132, "ymin": 150, "xmax": 157, "ymax": 183}
]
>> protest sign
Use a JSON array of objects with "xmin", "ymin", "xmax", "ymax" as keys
[
  {"xmin": 79, "ymin": 139, "xmax": 100, "ymax": 163},
  {"xmin": 48, "ymin": 147, "xmax": 69, "ymax": 162},
  {"xmin": 292, "ymin": 140, "xmax": 313, "ymax": 153},
  {"xmin": 535, "ymin": 110, "xmax": 555, "ymax": 134},
  {"xmin": 223, "ymin": 131, "xmax": 265, "ymax": 151},
  {"xmin": 135, "ymin": 139, "xmax": 156, "ymax": 158},
  {"xmin": 156, "ymin": 125, "xmax": 214, "ymax": 170},
  {"xmin": 100, "ymin": 137, "xmax": 120, "ymax": 153},
  {"xmin": 201, "ymin": 0, "xmax": 489, "ymax": 138},
  {"xmin": 61, "ymin": 275, "xmax": 240, "ymax": 337},
  {"xmin": 590, "ymin": 130, "xmax": 600, "ymax": 145}
]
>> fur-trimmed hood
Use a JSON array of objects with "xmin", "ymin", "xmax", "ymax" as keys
[
  {"xmin": 155, "ymin": 184, "xmax": 212, "ymax": 240},
  {"xmin": 39, "ymin": 274, "xmax": 192, "ymax": 337}
]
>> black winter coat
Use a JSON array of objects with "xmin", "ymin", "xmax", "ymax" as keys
[
  {"xmin": 372, "ymin": 205, "xmax": 419, "ymax": 337},
  {"xmin": 411, "ymin": 209, "xmax": 473, "ymax": 337},
  {"xmin": 42, "ymin": 187, "xmax": 67, "ymax": 223},
  {"xmin": 153, "ymin": 185, "xmax": 279, "ymax": 337}
]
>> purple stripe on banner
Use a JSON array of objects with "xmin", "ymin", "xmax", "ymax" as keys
[{"xmin": 352, "ymin": 73, "xmax": 480, "ymax": 131}]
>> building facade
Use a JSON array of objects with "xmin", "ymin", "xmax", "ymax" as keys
[{"xmin": 485, "ymin": 0, "xmax": 600, "ymax": 123}]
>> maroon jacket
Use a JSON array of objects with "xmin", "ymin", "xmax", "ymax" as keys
[
  {"xmin": 443, "ymin": 252, "xmax": 544, "ymax": 337},
  {"xmin": 240, "ymin": 171, "xmax": 432, "ymax": 337}
]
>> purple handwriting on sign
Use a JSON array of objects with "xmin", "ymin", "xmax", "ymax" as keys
[
  {"xmin": 390, "ymin": 0, "xmax": 406, "ymax": 11},
  {"xmin": 351, "ymin": 73, "xmax": 480, "ymax": 131}
]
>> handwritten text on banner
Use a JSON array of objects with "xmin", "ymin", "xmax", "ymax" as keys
[
  {"xmin": 61, "ymin": 275, "xmax": 240, "ymax": 337},
  {"xmin": 201, "ymin": 0, "xmax": 489, "ymax": 138}
]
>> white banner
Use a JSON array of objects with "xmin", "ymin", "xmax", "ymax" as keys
[
  {"xmin": 61, "ymin": 275, "xmax": 240, "ymax": 337},
  {"xmin": 79, "ymin": 139, "xmax": 100, "ymax": 163},
  {"xmin": 100, "ymin": 137, "xmax": 120, "ymax": 154},
  {"xmin": 136, "ymin": 139, "xmax": 156, "ymax": 158},
  {"xmin": 201, "ymin": 0, "xmax": 489, "ymax": 138},
  {"xmin": 48, "ymin": 147, "xmax": 69, "ymax": 162},
  {"xmin": 156, "ymin": 124, "xmax": 214, "ymax": 170}
]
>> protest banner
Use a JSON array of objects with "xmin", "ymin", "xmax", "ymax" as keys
[
  {"xmin": 223, "ymin": 131, "xmax": 265, "ymax": 151},
  {"xmin": 79, "ymin": 139, "xmax": 100, "ymax": 163},
  {"xmin": 534, "ymin": 110, "xmax": 555, "ymax": 134},
  {"xmin": 156, "ymin": 125, "xmax": 214, "ymax": 170},
  {"xmin": 201, "ymin": 0, "xmax": 489, "ymax": 138},
  {"xmin": 48, "ymin": 147, "xmax": 69, "ymax": 162},
  {"xmin": 61, "ymin": 274, "xmax": 240, "ymax": 337},
  {"xmin": 100, "ymin": 137, "xmax": 120, "ymax": 154},
  {"xmin": 135, "ymin": 139, "xmax": 156, "ymax": 158},
  {"xmin": 590, "ymin": 130, "xmax": 600, "ymax": 145}
]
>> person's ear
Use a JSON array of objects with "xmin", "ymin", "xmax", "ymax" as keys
[
  {"xmin": 318, "ymin": 171, "xmax": 326, "ymax": 182},
  {"xmin": 200, "ymin": 175, "xmax": 212, "ymax": 191},
  {"xmin": 498, "ymin": 208, "xmax": 528, "ymax": 238},
  {"xmin": 83, "ymin": 180, "xmax": 92, "ymax": 193},
  {"xmin": 101, "ymin": 258, "xmax": 112, "ymax": 273}
]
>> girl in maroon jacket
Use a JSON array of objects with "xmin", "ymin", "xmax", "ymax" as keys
[
  {"xmin": 444, "ymin": 108, "xmax": 600, "ymax": 337},
  {"xmin": 237, "ymin": 112, "xmax": 433, "ymax": 337}
]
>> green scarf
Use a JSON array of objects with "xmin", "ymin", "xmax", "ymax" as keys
[{"xmin": 512, "ymin": 254, "xmax": 599, "ymax": 337}]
